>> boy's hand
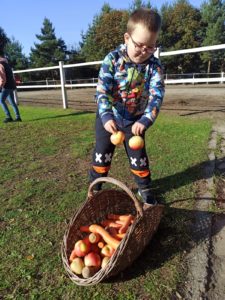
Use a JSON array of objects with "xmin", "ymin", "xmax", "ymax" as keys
[
  {"xmin": 104, "ymin": 120, "xmax": 117, "ymax": 134},
  {"xmin": 132, "ymin": 122, "xmax": 146, "ymax": 136}
]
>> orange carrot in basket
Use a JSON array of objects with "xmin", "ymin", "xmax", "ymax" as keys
[
  {"xmin": 80, "ymin": 225, "xmax": 90, "ymax": 233},
  {"xmin": 97, "ymin": 241, "xmax": 105, "ymax": 249},
  {"xmin": 115, "ymin": 219, "xmax": 134, "ymax": 225},
  {"xmin": 89, "ymin": 224, "xmax": 120, "ymax": 249},
  {"xmin": 112, "ymin": 233, "xmax": 126, "ymax": 240},
  {"xmin": 100, "ymin": 220, "xmax": 122, "ymax": 229},
  {"xmin": 89, "ymin": 232, "xmax": 101, "ymax": 244},
  {"xmin": 107, "ymin": 214, "xmax": 135, "ymax": 222},
  {"xmin": 118, "ymin": 215, "xmax": 133, "ymax": 234}
]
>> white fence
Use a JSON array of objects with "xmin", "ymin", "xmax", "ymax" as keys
[{"xmin": 13, "ymin": 44, "xmax": 225, "ymax": 108}]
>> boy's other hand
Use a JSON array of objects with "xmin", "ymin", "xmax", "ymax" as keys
[
  {"xmin": 132, "ymin": 122, "xmax": 146, "ymax": 136},
  {"xmin": 104, "ymin": 120, "xmax": 117, "ymax": 134}
]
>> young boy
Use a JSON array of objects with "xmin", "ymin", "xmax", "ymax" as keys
[
  {"xmin": 0, "ymin": 51, "xmax": 22, "ymax": 123},
  {"xmin": 89, "ymin": 8, "xmax": 165, "ymax": 205}
]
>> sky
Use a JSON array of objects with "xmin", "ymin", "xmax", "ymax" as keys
[{"xmin": 1, "ymin": 0, "xmax": 204, "ymax": 56}]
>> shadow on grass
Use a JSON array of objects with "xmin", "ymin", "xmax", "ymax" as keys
[
  {"xmin": 28, "ymin": 111, "xmax": 94, "ymax": 122},
  {"xmin": 103, "ymin": 156, "xmax": 225, "ymax": 283},
  {"xmin": 105, "ymin": 205, "xmax": 225, "ymax": 284},
  {"xmin": 151, "ymin": 157, "xmax": 225, "ymax": 203}
]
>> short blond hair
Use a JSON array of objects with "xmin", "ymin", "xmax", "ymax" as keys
[{"xmin": 127, "ymin": 8, "xmax": 161, "ymax": 34}]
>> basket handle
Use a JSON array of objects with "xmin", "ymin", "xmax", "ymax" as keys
[{"xmin": 88, "ymin": 177, "xmax": 144, "ymax": 217}]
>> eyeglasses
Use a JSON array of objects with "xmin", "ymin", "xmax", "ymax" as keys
[{"xmin": 130, "ymin": 35, "xmax": 157, "ymax": 53}]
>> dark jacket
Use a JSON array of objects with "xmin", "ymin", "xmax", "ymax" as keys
[{"xmin": 0, "ymin": 57, "xmax": 16, "ymax": 90}]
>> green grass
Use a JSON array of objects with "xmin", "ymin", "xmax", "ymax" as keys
[{"xmin": 0, "ymin": 105, "xmax": 212, "ymax": 299}]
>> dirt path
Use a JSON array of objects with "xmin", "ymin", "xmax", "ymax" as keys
[{"xmin": 184, "ymin": 121, "xmax": 225, "ymax": 300}]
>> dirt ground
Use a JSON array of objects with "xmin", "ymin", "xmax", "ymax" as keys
[{"xmin": 17, "ymin": 84, "xmax": 225, "ymax": 120}]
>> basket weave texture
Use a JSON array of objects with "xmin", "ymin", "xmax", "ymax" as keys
[{"xmin": 61, "ymin": 177, "xmax": 164, "ymax": 286}]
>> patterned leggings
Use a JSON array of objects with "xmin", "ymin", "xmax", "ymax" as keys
[{"xmin": 89, "ymin": 115, "xmax": 151, "ymax": 190}]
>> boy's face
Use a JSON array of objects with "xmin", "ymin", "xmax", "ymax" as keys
[{"xmin": 124, "ymin": 24, "xmax": 158, "ymax": 64}]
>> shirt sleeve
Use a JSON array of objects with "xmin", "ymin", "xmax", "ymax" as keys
[
  {"xmin": 138, "ymin": 60, "xmax": 165, "ymax": 129},
  {"xmin": 96, "ymin": 53, "xmax": 115, "ymax": 126},
  {"xmin": 0, "ymin": 64, "xmax": 6, "ymax": 88}
]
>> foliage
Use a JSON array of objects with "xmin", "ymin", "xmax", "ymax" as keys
[
  {"xmin": 29, "ymin": 18, "xmax": 67, "ymax": 68},
  {"xmin": 81, "ymin": 5, "xmax": 129, "ymax": 62},
  {"xmin": 5, "ymin": 37, "xmax": 28, "ymax": 70},
  {"xmin": 129, "ymin": 0, "xmax": 152, "ymax": 11},
  {"xmin": 159, "ymin": 0, "xmax": 203, "ymax": 73},
  {"xmin": 200, "ymin": 0, "xmax": 225, "ymax": 72},
  {"xmin": 0, "ymin": 27, "xmax": 9, "ymax": 53}
]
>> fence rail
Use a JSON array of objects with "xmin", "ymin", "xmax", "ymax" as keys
[{"xmin": 13, "ymin": 44, "xmax": 225, "ymax": 108}]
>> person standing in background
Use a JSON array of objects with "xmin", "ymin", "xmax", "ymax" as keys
[{"xmin": 0, "ymin": 50, "xmax": 22, "ymax": 123}]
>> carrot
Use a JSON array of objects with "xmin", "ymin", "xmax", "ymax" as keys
[
  {"xmin": 112, "ymin": 233, "xmax": 126, "ymax": 240},
  {"xmin": 69, "ymin": 249, "xmax": 77, "ymax": 262},
  {"xmin": 118, "ymin": 215, "xmax": 133, "ymax": 234},
  {"xmin": 100, "ymin": 220, "xmax": 121, "ymax": 229},
  {"xmin": 89, "ymin": 224, "xmax": 120, "ymax": 249},
  {"xmin": 80, "ymin": 225, "xmax": 90, "ymax": 233},
  {"xmin": 97, "ymin": 241, "xmax": 105, "ymax": 249},
  {"xmin": 115, "ymin": 219, "xmax": 134, "ymax": 225},
  {"xmin": 89, "ymin": 233, "xmax": 101, "ymax": 244},
  {"xmin": 107, "ymin": 214, "xmax": 135, "ymax": 222}
]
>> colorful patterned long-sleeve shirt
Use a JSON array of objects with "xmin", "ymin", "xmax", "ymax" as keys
[{"xmin": 96, "ymin": 44, "xmax": 165, "ymax": 129}]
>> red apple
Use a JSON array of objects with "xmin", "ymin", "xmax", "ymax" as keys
[
  {"xmin": 110, "ymin": 131, "xmax": 125, "ymax": 146},
  {"xmin": 69, "ymin": 249, "xmax": 77, "ymax": 262},
  {"xmin": 101, "ymin": 244, "xmax": 115, "ymax": 257},
  {"xmin": 101, "ymin": 256, "xmax": 110, "ymax": 268},
  {"xmin": 74, "ymin": 239, "xmax": 90, "ymax": 257},
  {"xmin": 90, "ymin": 243, "xmax": 101, "ymax": 254},
  {"xmin": 84, "ymin": 252, "xmax": 101, "ymax": 268},
  {"xmin": 70, "ymin": 257, "xmax": 85, "ymax": 275},
  {"xmin": 129, "ymin": 136, "xmax": 144, "ymax": 150}
]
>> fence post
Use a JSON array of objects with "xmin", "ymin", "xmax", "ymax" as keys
[
  {"xmin": 192, "ymin": 73, "xmax": 195, "ymax": 85},
  {"xmin": 13, "ymin": 89, "xmax": 19, "ymax": 105},
  {"xmin": 12, "ymin": 69, "xmax": 19, "ymax": 105},
  {"xmin": 221, "ymin": 72, "xmax": 224, "ymax": 84},
  {"xmin": 59, "ymin": 61, "xmax": 68, "ymax": 109},
  {"xmin": 154, "ymin": 47, "xmax": 160, "ymax": 59}
]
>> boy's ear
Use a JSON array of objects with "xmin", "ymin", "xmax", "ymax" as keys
[{"xmin": 124, "ymin": 32, "xmax": 129, "ymax": 44}]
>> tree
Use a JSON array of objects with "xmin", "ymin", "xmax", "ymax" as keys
[
  {"xmin": 129, "ymin": 0, "xmax": 152, "ymax": 11},
  {"xmin": 0, "ymin": 27, "xmax": 9, "ymax": 52},
  {"xmin": 5, "ymin": 37, "xmax": 28, "ymax": 70},
  {"xmin": 200, "ymin": 0, "xmax": 225, "ymax": 72},
  {"xmin": 29, "ymin": 18, "xmax": 67, "ymax": 68},
  {"xmin": 159, "ymin": 0, "xmax": 203, "ymax": 73},
  {"xmin": 81, "ymin": 6, "xmax": 129, "ymax": 62}
]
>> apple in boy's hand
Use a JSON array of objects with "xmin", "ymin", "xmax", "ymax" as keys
[
  {"xmin": 70, "ymin": 257, "xmax": 85, "ymax": 274},
  {"xmin": 84, "ymin": 252, "xmax": 101, "ymax": 267},
  {"xmin": 110, "ymin": 131, "xmax": 125, "ymax": 146},
  {"xmin": 129, "ymin": 136, "xmax": 144, "ymax": 150},
  {"xmin": 74, "ymin": 240, "xmax": 90, "ymax": 257},
  {"xmin": 101, "ymin": 244, "xmax": 115, "ymax": 257}
]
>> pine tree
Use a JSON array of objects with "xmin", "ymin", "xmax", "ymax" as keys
[
  {"xmin": 5, "ymin": 37, "xmax": 28, "ymax": 70},
  {"xmin": 30, "ymin": 18, "xmax": 66, "ymax": 68},
  {"xmin": 0, "ymin": 27, "xmax": 9, "ymax": 53}
]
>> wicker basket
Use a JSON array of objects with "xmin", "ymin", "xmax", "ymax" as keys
[{"xmin": 61, "ymin": 177, "xmax": 164, "ymax": 286}]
